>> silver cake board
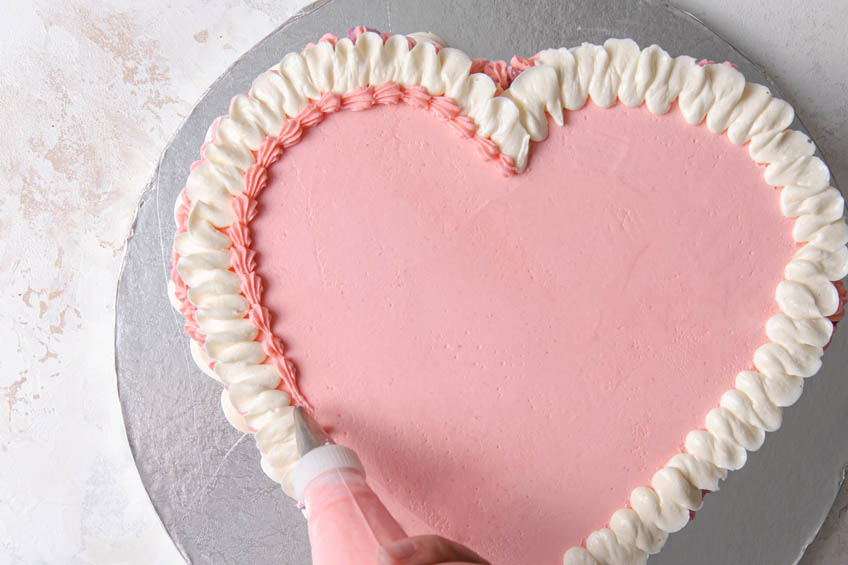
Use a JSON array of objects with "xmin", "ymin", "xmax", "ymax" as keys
[{"xmin": 115, "ymin": 0, "xmax": 848, "ymax": 563}]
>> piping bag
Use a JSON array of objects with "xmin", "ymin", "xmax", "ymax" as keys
[{"xmin": 285, "ymin": 406, "xmax": 407, "ymax": 565}]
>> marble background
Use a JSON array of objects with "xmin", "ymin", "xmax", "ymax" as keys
[{"xmin": 2, "ymin": 0, "xmax": 846, "ymax": 563}]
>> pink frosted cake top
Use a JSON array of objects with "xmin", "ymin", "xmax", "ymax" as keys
[
  {"xmin": 170, "ymin": 30, "xmax": 848, "ymax": 564},
  {"xmin": 253, "ymin": 101, "xmax": 793, "ymax": 563}
]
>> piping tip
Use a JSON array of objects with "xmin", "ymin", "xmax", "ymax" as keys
[{"xmin": 293, "ymin": 406, "xmax": 333, "ymax": 458}]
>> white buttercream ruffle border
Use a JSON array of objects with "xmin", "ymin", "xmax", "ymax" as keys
[{"xmin": 169, "ymin": 32, "xmax": 848, "ymax": 564}]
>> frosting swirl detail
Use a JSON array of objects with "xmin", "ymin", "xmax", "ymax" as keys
[
  {"xmin": 169, "ymin": 31, "xmax": 848, "ymax": 562},
  {"xmin": 170, "ymin": 73, "xmax": 519, "ymax": 483}
]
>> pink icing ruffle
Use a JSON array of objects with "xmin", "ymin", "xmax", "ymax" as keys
[
  {"xmin": 170, "ymin": 73, "xmax": 516, "ymax": 411},
  {"xmin": 697, "ymin": 59, "xmax": 739, "ymax": 69}
]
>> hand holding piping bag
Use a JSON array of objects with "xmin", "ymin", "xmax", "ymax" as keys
[{"xmin": 286, "ymin": 407, "xmax": 489, "ymax": 565}]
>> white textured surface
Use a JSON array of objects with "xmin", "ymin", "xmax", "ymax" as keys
[
  {"xmin": 1, "ymin": 1, "xmax": 846, "ymax": 563},
  {"xmin": 0, "ymin": 2, "xmax": 304, "ymax": 563}
]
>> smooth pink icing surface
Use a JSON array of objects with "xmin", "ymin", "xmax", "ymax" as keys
[{"xmin": 252, "ymin": 102, "xmax": 796, "ymax": 563}]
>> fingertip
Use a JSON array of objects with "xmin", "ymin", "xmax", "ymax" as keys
[
  {"xmin": 376, "ymin": 546, "xmax": 398, "ymax": 565},
  {"xmin": 378, "ymin": 538, "xmax": 416, "ymax": 564}
]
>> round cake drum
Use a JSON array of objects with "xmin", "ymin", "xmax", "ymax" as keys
[{"xmin": 115, "ymin": 0, "xmax": 848, "ymax": 563}]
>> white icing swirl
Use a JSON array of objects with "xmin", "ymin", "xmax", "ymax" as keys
[{"xmin": 170, "ymin": 32, "xmax": 848, "ymax": 565}]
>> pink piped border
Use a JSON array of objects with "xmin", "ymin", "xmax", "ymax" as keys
[{"xmin": 171, "ymin": 80, "xmax": 519, "ymax": 409}]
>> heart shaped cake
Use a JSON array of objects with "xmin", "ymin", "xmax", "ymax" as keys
[{"xmin": 169, "ymin": 28, "xmax": 848, "ymax": 564}]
